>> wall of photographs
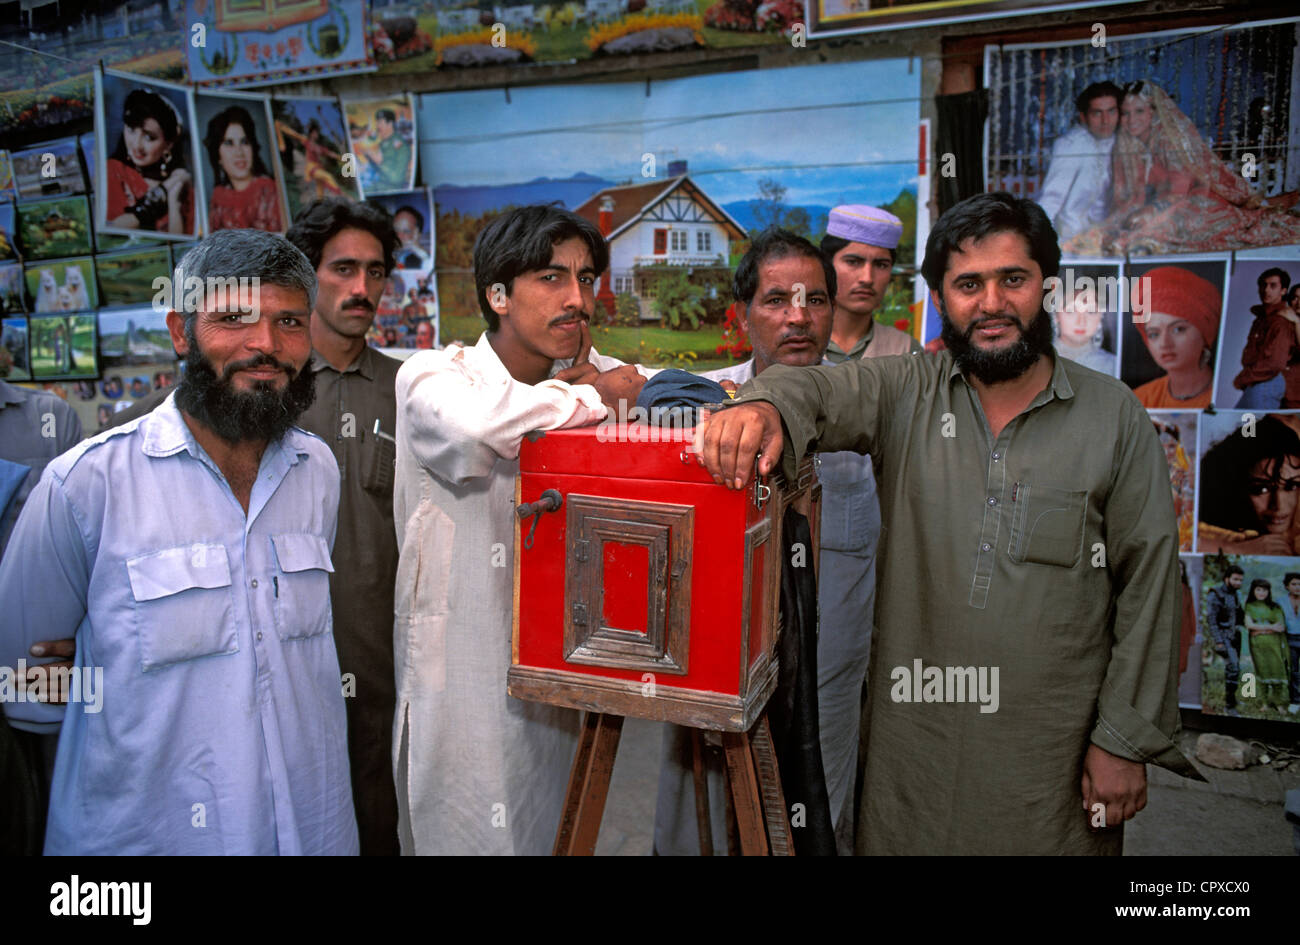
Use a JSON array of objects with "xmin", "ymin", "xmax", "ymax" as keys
[
  {"xmin": 0, "ymin": 70, "xmax": 437, "ymax": 433},
  {"xmin": 2, "ymin": 3, "xmax": 1296, "ymax": 722},
  {"xmin": 977, "ymin": 17, "xmax": 1300, "ymax": 724}
]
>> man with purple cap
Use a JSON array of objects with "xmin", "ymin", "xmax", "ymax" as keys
[{"xmin": 820, "ymin": 203, "xmax": 920, "ymax": 364}]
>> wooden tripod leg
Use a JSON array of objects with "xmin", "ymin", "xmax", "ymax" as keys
[
  {"xmin": 749, "ymin": 715, "xmax": 793, "ymax": 856},
  {"xmin": 689, "ymin": 729, "xmax": 714, "ymax": 856},
  {"xmin": 721, "ymin": 730, "xmax": 768, "ymax": 856},
  {"xmin": 723, "ymin": 768, "xmax": 741, "ymax": 856},
  {"xmin": 553, "ymin": 712, "xmax": 624, "ymax": 856}
]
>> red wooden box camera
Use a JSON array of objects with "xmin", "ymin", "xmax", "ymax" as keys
[{"xmin": 509, "ymin": 426, "xmax": 818, "ymax": 732}]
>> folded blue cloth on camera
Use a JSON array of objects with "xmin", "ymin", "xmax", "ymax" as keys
[{"xmin": 634, "ymin": 369, "xmax": 729, "ymax": 427}]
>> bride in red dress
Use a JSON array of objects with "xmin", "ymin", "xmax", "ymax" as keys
[
  {"xmin": 1066, "ymin": 81, "xmax": 1300, "ymax": 255},
  {"xmin": 204, "ymin": 106, "xmax": 284, "ymax": 233},
  {"xmin": 104, "ymin": 89, "xmax": 194, "ymax": 236}
]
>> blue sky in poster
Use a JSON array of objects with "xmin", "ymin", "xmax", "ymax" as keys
[{"xmin": 421, "ymin": 59, "xmax": 920, "ymax": 221}]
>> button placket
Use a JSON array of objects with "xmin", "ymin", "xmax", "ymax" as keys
[{"xmin": 969, "ymin": 437, "xmax": 1010, "ymax": 610}]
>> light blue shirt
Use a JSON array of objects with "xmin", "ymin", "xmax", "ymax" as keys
[
  {"xmin": 1281, "ymin": 596, "xmax": 1300, "ymax": 639},
  {"xmin": 0, "ymin": 393, "xmax": 357, "ymax": 855}
]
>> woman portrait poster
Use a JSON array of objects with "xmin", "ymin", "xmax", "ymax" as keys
[
  {"xmin": 194, "ymin": 90, "xmax": 287, "ymax": 235},
  {"xmin": 1119, "ymin": 258, "xmax": 1226, "ymax": 409},
  {"xmin": 1197, "ymin": 410, "xmax": 1300, "ymax": 557},
  {"xmin": 94, "ymin": 68, "xmax": 201, "ymax": 241}
]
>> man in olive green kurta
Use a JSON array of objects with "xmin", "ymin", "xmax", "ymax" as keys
[{"xmin": 700, "ymin": 193, "xmax": 1201, "ymax": 854}]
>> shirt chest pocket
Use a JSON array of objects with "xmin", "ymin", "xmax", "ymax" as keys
[
  {"xmin": 362, "ymin": 432, "xmax": 395, "ymax": 498},
  {"xmin": 271, "ymin": 534, "xmax": 335, "ymax": 641},
  {"xmin": 126, "ymin": 543, "xmax": 238, "ymax": 673},
  {"xmin": 1007, "ymin": 483, "xmax": 1088, "ymax": 568}
]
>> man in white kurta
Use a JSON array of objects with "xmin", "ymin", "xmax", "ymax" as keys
[
  {"xmin": 392, "ymin": 205, "xmax": 652, "ymax": 854},
  {"xmin": 1036, "ymin": 81, "xmax": 1121, "ymax": 243}
]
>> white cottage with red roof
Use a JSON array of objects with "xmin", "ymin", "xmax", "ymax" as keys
[{"xmin": 573, "ymin": 166, "xmax": 746, "ymax": 320}]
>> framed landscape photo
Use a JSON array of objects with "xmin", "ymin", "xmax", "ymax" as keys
[
  {"xmin": 97, "ymin": 304, "xmax": 175, "ymax": 368},
  {"xmin": 16, "ymin": 195, "xmax": 93, "ymax": 261},
  {"xmin": 95, "ymin": 246, "xmax": 172, "ymax": 308},
  {"xmin": 29, "ymin": 312, "xmax": 97, "ymax": 379}
]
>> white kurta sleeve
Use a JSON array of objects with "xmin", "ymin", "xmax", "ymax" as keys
[
  {"xmin": 398, "ymin": 344, "xmax": 608, "ymax": 486},
  {"xmin": 1036, "ymin": 133, "xmax": 1080, "ymax": 225}
]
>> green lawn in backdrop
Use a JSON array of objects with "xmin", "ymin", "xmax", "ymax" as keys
[{"xmin": 438, "ymin": 314, "xmax": 735, "ymax": 372}]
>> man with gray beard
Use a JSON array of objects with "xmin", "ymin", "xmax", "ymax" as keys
[{"xmin": 0, "ymin": 229, "xmax": 357, "ymax": 854}]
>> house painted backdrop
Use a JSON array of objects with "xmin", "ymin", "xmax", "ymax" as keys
[{"xmin": 419, "ymin": 58, "xmax": 922, "ymax": 342}]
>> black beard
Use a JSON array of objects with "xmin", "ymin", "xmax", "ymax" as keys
[
  {"xmin": 174, "ymin": 327, "xmax": 315, "ymax": 444},
  {"xmin": 939, "ymin": 302, "xmax": 1055, "ymax": 385}
]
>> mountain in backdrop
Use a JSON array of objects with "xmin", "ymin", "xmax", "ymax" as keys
[
  {"xmin": 722, "ymin": 200, "xmax": 832, "ymax": 233},
  {"xmin": 433, "ymin": 172, "xmax": 616, "ymax": 216}
]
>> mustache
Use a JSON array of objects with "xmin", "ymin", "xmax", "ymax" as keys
[
  {"xmin": 780, "ymin": 330, "xmax": 817, "ymax": 345},
  {"xmin": 343, "ymin": 297, "xmax": 374, "ymax": 312},
  {"xmin": 548, "ymin": 312, "xmax": 590, "ymax": 328},
  {"xmin": 221, "ymin": 353, "xmax": 294, "ymax": 382},
  {"xmin": 964, "ymin": 314, "xmax": 1028, "ymax": 337}
]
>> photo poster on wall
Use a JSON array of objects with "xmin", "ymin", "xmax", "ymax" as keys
[
  {"xmin": 810, "ymin": 0, "xmax": 1133, "ymax": 38},
  {"xmin": 371, "ymin": 0, "xmax": 799, "ymax": 74},
  {"xmin": 984, "ymin": 18, "xmax": 1300, "ymax": 257},
  {"xmin": 1200, "ymin": 550, "xmax": 1300, "ymax": 721},
  {"xmin": 344, "ymin": 95, "xmax": 417, "ymax": 198},
  {"xmin": 1119, "ymin": 256, "xmax": 1227, "ymax": 411},
  {"xmin": 0, "ymin": 1, "xmax": 189, "ymax": 145},
  {"xmin": 270, "ymin": 96, "xmax": 363, "ymax": 222},
  {"xmin": 374, "ymin": 269, "xmax": 440, "ymax": 351},
  {"xmin": 77, "ymin": 361, "xmax": 180, "ymax": 434},
  {"xmin": 184, "ymin": 0, "xmax": 375, "ymax": 88},
  {"xmin": 367, "ymin": 189, "xmax": 435, "ymax": 270},
  {"xmin": 420, "ymin": 58, "xmax": 921, "ymax": 355},
  {"xmin": 0, "ymin": 201, "xmax": 16, "ymax": 263},
  {"xmin": 95, "ymin": 68, "xmax": 204, "ymax": 242},
  {"xmin": 1212, "ymin": 257, "xmax": 1300, "ymax": 411},
  {"xmin": 0, "ymin": 263, "xmax": 24, "ymax": 315},
  {"xmin": 95, "ymin": 247, "xmax": 173, "ymax": 309},
  {"xmin": 16, "ymin": 195, "xmax": 94, "ymax": 262},
  {"xmin": 27, "ymin": 313, "xmax": 97, "ymax": 381},
  {"xmin": 24, "ymin": 257, "xmax": 98, "ymax": 315},
  {"xmin": 2, "ymin": 315, "xmax": 29, "ymax": 381},
  {"xmin": 194, "ymin": 89, "xmax": 289, "ymax": 235},
  {"xmin": 0, "ymin": 152, "xmax": 14, "ymax": 202},
  {"xmin": 365, "ymin": 188, "xmax": 439, "ymax": 350},
  {"xmin": 10, "ymin": 139, "xmax": 87, "ymax": 203}
]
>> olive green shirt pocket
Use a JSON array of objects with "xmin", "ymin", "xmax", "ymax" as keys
[
  {"xmin": 1007, "ymin": 483, "xmax": 1088, "ymax": 568},
  {"xmin": 363, "ymin": 433, "xmax": 396, "ymax": 497}
]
